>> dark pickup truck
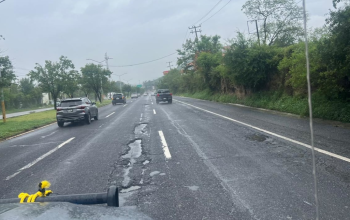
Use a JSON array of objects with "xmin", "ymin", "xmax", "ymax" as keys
[{"xmin": 156, "ymin": 89, "xmax": 172, "ymax": 104}]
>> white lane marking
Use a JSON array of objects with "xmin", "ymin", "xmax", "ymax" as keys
[
  {"xmin": 151, "ymin": 102, "xmax": 153, "ymax": 105},
  {"xmin": 158, "ymin": 131, "xmax": 171, "ymax": 159},
  {"xmin": 5, "ymin": 137, "xmax": 75, "ymax": 180},
  {"xmin": 41, "ymin": 131, "xmax": 57, "ymax": 139},
  {"xmin": 153, "ymin": 109, "xmax": 156, "ymax": 114},
  {"xmin": 106, "ymin": 112, "xmax": 115, "ymax": 118},
  {"xmin": 174, "ymin": 99, "xmax": 350, "ymax": 163},
  {"xmin": 140, "ymin": 113, "xmax": 143, "ymax": 122},
  {"xmin": 123, "ymin": 104, "xmax": 127, "ymax": 107}
]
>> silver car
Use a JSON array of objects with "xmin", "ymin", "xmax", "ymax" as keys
[{"xmin": 56, "ymin": 98, "xmax": 98, "ymax": 127}]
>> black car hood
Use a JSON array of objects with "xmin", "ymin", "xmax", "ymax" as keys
[{"xmin": 0, "ymin": 203, "xmax": 152, "ymax": 220}]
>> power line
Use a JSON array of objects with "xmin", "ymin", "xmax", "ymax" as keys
[
  {"xmin": 193, "ymin": 0, "xmax": 223, "ymax": 25},
  {"xmin": 106, "ymin": 52, "xmax": 177, "ymax": 68},
  {"xmin": 200, "ymin": 0, "xmax": 232, "ymax": 25},
  {"xmin": 182, "ymin": 29, "xmax": 189, "ymax": 45}
]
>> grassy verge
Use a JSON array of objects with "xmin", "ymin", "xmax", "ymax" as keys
[
  {"xmin": 96, "ymin": 100, "xmax": 112, "ymax": 108},
  {"xmin": 180, "ymin": 91, "xmax": 350, "ymax": 123},
  {"xmin": 0, "ymin": 105, "xmax": 54, "ymax": 115},
  {"xmin": 0, "ymin": 110, "xmax": 57, "ymax": 140},
  {"xmin": 0, "ymin": 99, "xmax": 118, "ymax": 140}
]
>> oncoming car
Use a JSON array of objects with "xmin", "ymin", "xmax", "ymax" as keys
[{"xmin": 131, "ymin": 93, "xmax": 138, "ymax": 99}]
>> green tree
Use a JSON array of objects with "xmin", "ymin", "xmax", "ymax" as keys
[
  {"xmin": 63, "ymin": 70, "xmax": 80, "ymax": 98},
  {"xmin": 313, "ymin": 5, "xmax": 350, "ymax": 99},
  {"xmin": 0, "ymin": 56, "xmax": 15, "ymax": 88},
  {"xmin": 19, "ymin": 78, "xmax": 43, "ymax": 107},
  {"xmin": 157, "ymin": 69, "xmax": 182, "ymax": 93},
  {"xmin": 177, "ymin": 35, "xmax": 222, "ymax": 73},
  {"xmin": 80, "ymin": 63, "xmax": 111, "ymax": 103},
  {"xmin": 122, "ymin": 84, "xmax": 132, "ymax": 97},
  {"xmin": 242, "ymin": 0, "xmax": 303, "ymax": 46},
  {"xmin": 224, "ymin": 33, "xmax": 281, "ymax": 93},
  {"xmin": 196, "ymin": 52, "xmax": 222, "ymax": 91},
  {"xmin": 29, "ymin": 56, "xmax": 76, "ymax": 109}
]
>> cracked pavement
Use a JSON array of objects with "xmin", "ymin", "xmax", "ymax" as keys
[{"xmin": 0, "ymin": 95, "xmax": 350, "ymax": 219}]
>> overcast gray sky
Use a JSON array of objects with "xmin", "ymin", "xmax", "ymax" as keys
[{"xmin": 0, "ymin": 0, "xmax": 333, "ymax": 85}]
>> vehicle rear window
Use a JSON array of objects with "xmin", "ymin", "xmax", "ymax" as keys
[
  {"xmin": 158, "ymin": 89, "xmax": 170, "ymax": 93},
  {"xmin": 113, "ymin": 94, "xmax": 123, "ymax": 98},
  {"xmin": 60, "ymin": 100, "xmax": 82, "ymax": 107}
]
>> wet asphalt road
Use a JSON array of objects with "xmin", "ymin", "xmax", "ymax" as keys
[{"xmin": 0, "ymin": 95, "xmax": 350, "ymax": 220}]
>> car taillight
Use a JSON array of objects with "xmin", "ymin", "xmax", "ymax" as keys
[
  {"xmin": 77, "ymin": 106, "xmax": 85, "ymax": 109},
  {"xmin": 170, "ymin": 93, "xmax": 172, "ymax": 96},
  {"xmin": 157, "ymin": 94, "xmax": 159, "ymax": 97},
  {"xmin": 122, "ymin": 96, "xmax": 124, "ymax": 99}
]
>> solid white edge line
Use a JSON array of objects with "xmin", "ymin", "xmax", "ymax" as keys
[
  {"xmin": 153, "ymin": 109, "xmax": 156, "ymax": 114},
  {"xmin": 106, "ymin": 112, "xmax": 115, "ymax": 118},
  {"xmin": 5, "ymin": 137, "xmax": 75, "ymax": 180},
  {"xmin": 174, "ymin": 99, "xmax": 350, "ymax": 163},
  {"xmin": 158, "ymin": 131, "xmax": 171, "ymax": 159}
]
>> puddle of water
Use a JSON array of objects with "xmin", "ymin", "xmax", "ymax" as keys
[
  {"xmin": 122, "ymin": 139, "xmax": 143, "ymax": 187},
  {"xmin": 122, "ymin": 140, "xmax": 142, "ymax": 164},
  {"xmin": 150, "ymin": 171, "xmax": 160, "ymax": 177},
  {"xmin": 134, "ymin": 124, "xmax": 147, "ymax": 135},
  {"xmin": 122, "ymin": 167, "xmax": 132, "ymax": 187},
  {"xmin": 143, "ymin": 160, "xmax": 150, "ymax": 165},
  {"xmin": 121, "ymin": 186, "xmax": 141, "ymax": 193},
  {"xmin": 185, "ymin": 185, "xmax": 199, "ymax": 191}
]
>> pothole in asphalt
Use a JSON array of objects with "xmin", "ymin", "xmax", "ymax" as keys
[
  {"xmin": 150, "ymin": 171, "xmax": 160, "ymax": 177},
  {"xmin": 134, "ymin": 124, "xmax": 147, "ymax": 135},
  {"xmin": 246, "ymin": 134, "xmax": 267, "ymax": 142},
  {"xmin": 185, "ymin": 185, "xmax": 199, "ymax": 191},
  {"xmin": 122, "ymin": 139, "xmax": 142, "ymax": 187},
  {"xmin": 122, "ymin": 139, "xmax": 142, "ymax": 164},
  {"xmin": 121, "ymin": 186, "xmax": 141, "ymax": 193}
]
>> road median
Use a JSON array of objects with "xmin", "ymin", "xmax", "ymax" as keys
[{"xmin": 0, "ymin": 110, "xmax": 57, "ymax": 141}]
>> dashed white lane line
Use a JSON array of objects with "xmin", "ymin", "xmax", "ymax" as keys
[
  {"xmin": 106, "ymin": 112, "xmax": 115, "ymax": 118},
  {"xmin": 5, "ymin": 137, "xmax": 75, "ymax": 180},
  {"xmin": 140, "ymin": 113, "xmax": 143, "ymax": 122},
  {"xmin": 153, "ymin": 109, "xmax": 156, "ymax": 114},
  {"xmin": 123, "ymin": 104, "xmax": 127, "ymax": 107},
  {"xmin": 158, "ymin": 131, "xmax": 171, "ymax": 159},
  {"xmin": 174, "ymin": 99, "xmax": 350, "ymax": 163}
]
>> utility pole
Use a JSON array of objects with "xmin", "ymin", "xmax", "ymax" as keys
[
  {"xmin": 189, "ymin": 25, "xmax": 202, "ymax": 42},
  {"xmin": 104, "ymin": 52, "xmax": 112, "ymax": 71},
  {"xmin": 87, "ymin": 53, "xmax": 112, "ymax": 102},
  {"xmin": 0, "ymin": 67, "xmax": 6, "ymax": 122},
  {"xmin": 125, "ymin": 79, "xmax": 132, "ymax": 97},
  {"xmin": 247, "ymin": 20, "xmax": 260, "ymax": 46},
  {"xmin": 115, "ymin": 73, "xmax": 127, "ymax": 93},
  {"xmin": 166, "ymin": 61, "xmax": 173, "ymax": 70}
]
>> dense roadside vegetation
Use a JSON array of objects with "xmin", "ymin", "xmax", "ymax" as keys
[{"xmin": 157, "ymin": 0, "xmax": 350, "ymax": 122}]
